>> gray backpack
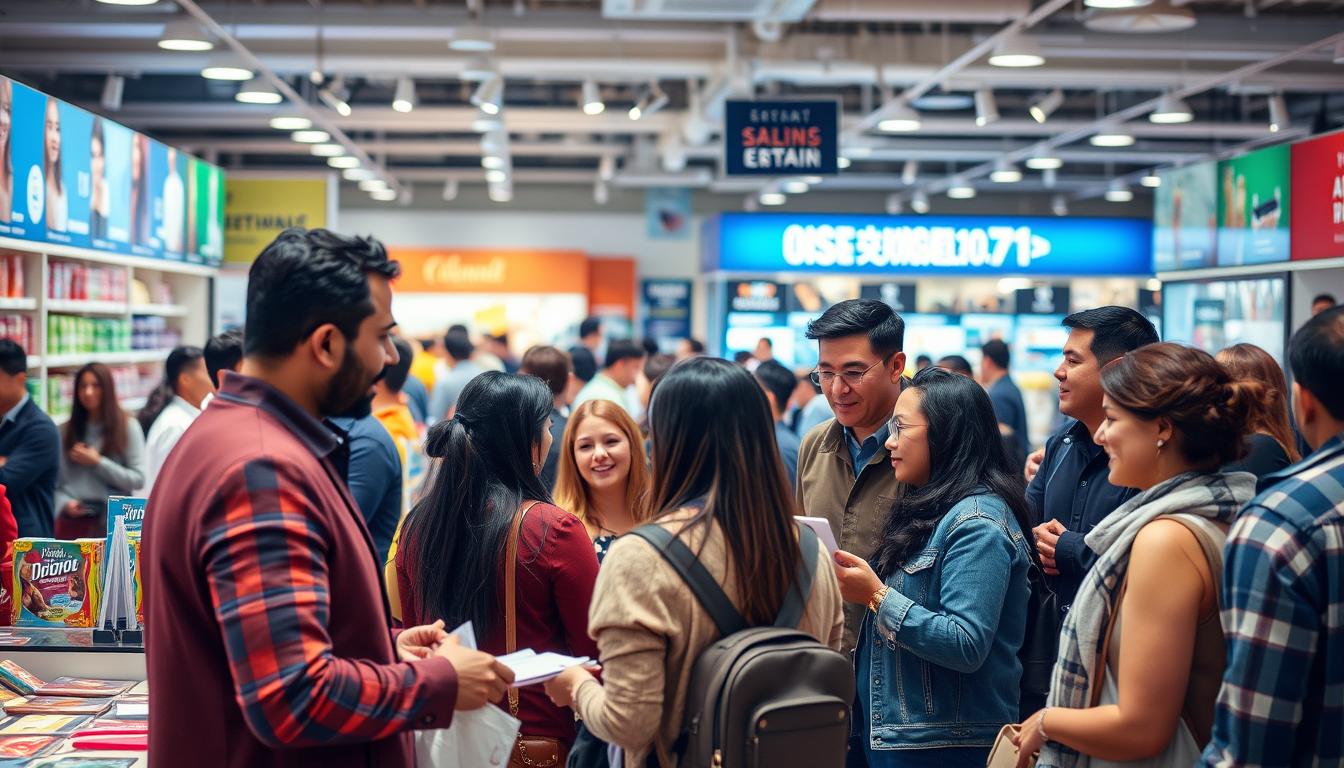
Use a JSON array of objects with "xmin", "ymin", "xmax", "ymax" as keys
[{"xmin": 629, "ymin": 523, "xmax": 854, "ymax": 768}]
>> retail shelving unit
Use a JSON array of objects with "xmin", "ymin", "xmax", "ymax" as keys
[{"xmin": 0, "ymin": 235, "xmax": 215, "ymax": 420}]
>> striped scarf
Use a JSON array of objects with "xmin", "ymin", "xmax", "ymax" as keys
[{"xmin": 1037, "ymin": 470, "xmax": 1256, "ymax": 768}]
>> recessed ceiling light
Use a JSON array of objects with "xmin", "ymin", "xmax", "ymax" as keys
[
  {"xmin": 328, "ymin": 156, "xmax": 361, "ymax": 169},
  {"xmin": 988, "ymin": 31, "xmax": 1045, "ymax": 68},
  {"xmin": 292, "ymin": 130, "xmax": 331, "ymax": 144},
  {"xmin": 269, "ymin": 115, "xmax": 312, "ymax": 131},
  {"xmin": 158, "ymin": 19, "xmax": 214, "ymax": 51},
  {"xmin": 310, "ymin": 143, "xmax": 346, "ymax": 157}
]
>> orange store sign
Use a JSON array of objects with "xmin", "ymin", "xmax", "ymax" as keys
[{"xmin": 390, "ymin": 247, "xmax": 589, "ymax": 294}]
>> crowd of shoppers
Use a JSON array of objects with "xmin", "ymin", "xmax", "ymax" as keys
[{"xmin": 1, "ymin": 226, "xmax": 1340, "ymax": 768}]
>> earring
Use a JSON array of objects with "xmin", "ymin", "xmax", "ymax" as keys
[{"xmin": 1156, "ymin": 439, "xmax": 1165, "ymax": 448}]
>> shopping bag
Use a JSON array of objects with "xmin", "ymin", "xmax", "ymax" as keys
[{"xmin": 414, "ymin": 702, "xmax": 521, "ymax": 767}]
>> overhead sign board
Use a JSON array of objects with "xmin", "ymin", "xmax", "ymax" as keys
[
  {"xmin": 724, "ymin": 100, "xmax": 838, "ymax": 177},
  {"xmin": 1290, "ymin": 129, "xmax": 1344, "ymax": 262}
]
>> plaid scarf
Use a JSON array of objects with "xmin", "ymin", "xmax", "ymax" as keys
[{"xmin": 1037, "ymin": 470, "xmax": 1256, "ymax": 768}]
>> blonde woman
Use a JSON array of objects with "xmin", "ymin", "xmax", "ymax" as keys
[{"xmin": 554, "ymin": 399, "xmax": 651, "ymax": 562}]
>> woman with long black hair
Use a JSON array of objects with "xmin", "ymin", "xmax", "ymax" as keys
[
  {"xmin": 544, "ymin": 356, "xmax": 843, "ymax": 767},
  {"xmin": 832, "ymin": 366, "xmax": 1033, "ymax": 767},
  {"xmin": 55, "ymin": 363, "xmax": 144, "ymax": 539},
  {"xmin": 395, "ymin": 371, "xmax": 599, "ymax": 766}
]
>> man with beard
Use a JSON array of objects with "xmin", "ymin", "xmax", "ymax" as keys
[{"xmin": 143, "ymin": 228, "xmax": 513, "ymax": 768}]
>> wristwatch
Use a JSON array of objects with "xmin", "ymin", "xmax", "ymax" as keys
[{"xmin": 868, "ymin": 586, "xmax": 890, "ymax": 614}]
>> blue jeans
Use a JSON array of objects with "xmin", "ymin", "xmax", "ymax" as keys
[{"xmin": 848, "ymin": 729, "xmax": 989, "ymax": 768}]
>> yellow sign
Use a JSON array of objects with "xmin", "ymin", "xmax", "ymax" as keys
[{"xmin": 224, "ymin": 178, "xmax": 329, "ymax": 265}]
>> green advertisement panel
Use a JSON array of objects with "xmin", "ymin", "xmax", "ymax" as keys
[{"xmin": 1217, "ymin": 144, "xmax": 1290, "ymax": 266}]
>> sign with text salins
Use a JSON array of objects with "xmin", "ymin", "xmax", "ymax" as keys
[
  {"xmin": 1290, "ymin": 129, "xmax": 1344, "ymax": 261},
  {"xmin": 724, "ymin": 100, "xmax": 838, "ymax": 176},
  {"xmin": 703, "ymin": 213, "xmax": 1152, "ymax": 276}
]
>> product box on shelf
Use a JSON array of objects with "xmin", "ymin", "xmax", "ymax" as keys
[
  {"xmin": 11, "ymin": 541, "xmax": 102, "ymax": 629},
  {"xmin": 0, "ymin": 316, "xmax": 33, "ymax": 352},
  {"xmin": 46, "ymin": 262, "xmax": 127, "ymax": 304},
  {"xmin": 0, "ymin": 254, "xmax": 25, "ymax": 299}
]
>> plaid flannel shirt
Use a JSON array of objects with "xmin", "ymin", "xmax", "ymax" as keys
[{"xmin": 1201, "ymin": 434, "xmax": 1344, "ymax": 768}]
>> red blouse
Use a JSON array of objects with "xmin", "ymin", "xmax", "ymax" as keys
[{"xmin": 396, "ymin": 502, "xmax": 600, "ymax": 744}]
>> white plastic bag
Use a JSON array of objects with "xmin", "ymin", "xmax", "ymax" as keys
[{"xmin": 415, "ymin": 703, "xmax": 520, "ymax": 768}]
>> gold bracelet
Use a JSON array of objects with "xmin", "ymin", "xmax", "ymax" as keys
[{"xmin": 867, "ymin": 586, "xmax": 890, "ymax": 613}]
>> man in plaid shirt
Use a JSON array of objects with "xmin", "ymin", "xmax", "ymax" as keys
[
  {"xmin": 1202, "ymin": 307, "xmax": 1344, "ymax": 768},
  {"xmin": 146, "ymin": 228, "xmax": 513, "ymax": 767}
]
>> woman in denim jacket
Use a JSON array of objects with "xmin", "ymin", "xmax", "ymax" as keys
[{"xmin": 834, "ymin": 366, "xmax": 1033, "ymax": 766}]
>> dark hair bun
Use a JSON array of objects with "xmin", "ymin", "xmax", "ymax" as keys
[{"xmin": 1101, "ymin": 342, "xmax": 1252, "ymax": 467}]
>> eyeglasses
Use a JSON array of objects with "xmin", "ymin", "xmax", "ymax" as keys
[
  {"xmin": 809, "ymin": 360, "xmax": 885, "ymax": 389},
  {"xmin": 886, "ymin": 418, "xmax": 928, "ymax": 441}
]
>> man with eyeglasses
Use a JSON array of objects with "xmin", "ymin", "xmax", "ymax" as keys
[{"xmin": 795, "ymin": 298, "xmax": 907, "ymax": 651}]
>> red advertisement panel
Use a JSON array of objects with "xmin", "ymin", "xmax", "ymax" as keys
[{"xmin": 1291, "ymin": 130, "xmax": 1344, "ymax": 261}]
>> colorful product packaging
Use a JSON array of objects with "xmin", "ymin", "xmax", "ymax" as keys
[{"xmin": 11, "ymin": 540, "xmax": 102, "ymax": 629}]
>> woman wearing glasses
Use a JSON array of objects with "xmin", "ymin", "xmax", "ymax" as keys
[{"xmin": 833, "ymin": 366, "xmax": 1034, "ymax": 767}]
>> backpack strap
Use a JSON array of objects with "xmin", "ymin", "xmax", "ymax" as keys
[
  {"xmin": 774, "ymin": 523, "xmax": 818, "ymax": 629},
  {"xmin": 630, "ymin": 524, "xmax": 748, "ymax": 637}
]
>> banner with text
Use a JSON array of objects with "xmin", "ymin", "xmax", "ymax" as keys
[
  {"xmin": 641, "ymin": 279, "xmax": 693, "ymax": 344},
  {"xmin": 1290, "ymin": 129, "xmax": 1344, "ymax": 262},
  {"xmin": 224, "ymin": 177, "xmax": 331, "ymax": 265},
  {"xmin": 724, "ymin": 100, "xmax": 838, "ymax": 177}
]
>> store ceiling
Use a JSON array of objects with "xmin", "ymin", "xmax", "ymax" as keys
[{"xmin": 2, "ymin": 0, "xmax": 1342, "ymax": 210}]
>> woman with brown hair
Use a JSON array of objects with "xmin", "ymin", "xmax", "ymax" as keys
[
  {"xmin": 1216, "ymin": 343, "xmax": 1300, "ymax": 480},
  {"xmin": 55, "ymin": 363, "xmax": 145, "ymax": 539},
  {"xmin": 543, "ymin": 356, "xmax": 843, "ymax": 767},
  {"xmin": 1012, "ymin": 343, "xmax": 1257, "ymax": 768},
  {"xmin": 553, "ymin": 399, "xmax": 651, "ymax": 563}
]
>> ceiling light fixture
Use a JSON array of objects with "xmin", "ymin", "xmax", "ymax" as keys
[
  {"xmin": 310, "ymin": 143, "xmax": 346, "ymax": 157},
  {"xmin": 581, "ymin": 80, "xmax": 605, "ymax": 116},
  {"xmin": 1140, "ymin": 172, "xmax": 1162, "ymax": 188},
  {"xmin": 947, "ymin": 181, "xmax": 977, "ymax": 199},
  {"xmin": 877, "ymin": 103, "xmax": 921, "ymax": 132},
  {"xmin": 269, "ymin": 115, "xmax": 312, "ymax": 131},
  {"xmin": 1090, "ymin": 124, "xmax": 1135, "ymax": 147},
  {"xmin": 449, "ymin": 25, "xmax": 495, "ymax": 52},
  {"xmin": 1084, "ymin": 0, "xmax": 1154, "ymax": 7},
  {"xmin": 1084, "ymin": 0, "xmax": 1196, "ymax": 33},
  {"xmin": 328, "ymin": 156, "xmax": 361, "ymax": 169},
  {"xmin": 471, "ymin": 108, "xmax": 504, "ymax": 133},
  {"xmin": 481, "ymin": 156, "xmax": 507, "ymax": 170},
  {"xmin": 359, "ymin": 178, "xmax": 389, "ymax": 192},
  {"xmin": 885, "ymin": 194, "xmax": 904, "ymax": 215},
  {"xmin": 318, "ymin": 77, "xmax": 351, "ymax": 117},
  {"xmin": 393, "ymin": 77, "xmax": 418, "ymax": 113},
  {"xmin": 201, "ymin": 55, "xmax": 253, "ymax": 82},
  {"xmin": 1025, "ymin": 153, "xmax": 1063, "ymax": 170},
  {"xmin": 901, "ymin": 161, "xmax": 919, "ymax": 185},
  {"xmin": 100, "ymin": 75, "xmax": 125, "ymax": 111},
  {"xmin": 442, "ymin": 179, "xmax": 459, "ymax": 202},
  {"xmin": 485, "ymin": 169, "xmax": 509, "ymax": 184},
  {"xmin": 1051, "ymin": 194, "xmax": 1069, "ymax": 217},
  {"xmin": 1149, "ymin": 93, "xmax": 1193, "ymax": 124},
  {"xmin": 782, "ymin": 179, "xmax": 810, "ymax": 194},
  {"xmin": 988, "ymin": 30, "xmax": 1045, "ymax": 68},
  {"xmin": 158, "ymin": 19, "xmax": 214, "ymax": 52},
  {"xmin": 461, "ymin": 55, "xmax": 497, "ymax": 83},
  {"xmin": 837, "ymin": 157, "xmax": 852, "ymax": 169},
  {"xmin": 235, "ymin": 78, "xmax": 283, "ymax": 105},
  {"xmin": 758, "ymin": 191, "xmax": 787, "ymax": 206},
  {"xmin": 471, "ymin": 76, "xmax": 504, "ymax": 116},
  {"xmin": 802, "ymin": 175, "xmax": 824, "ymax": 185},
  {"xmin": 488, "ymin": 186, "xmax": 513, "ymax": 203},
  {"xmin": 911, "ymin": 190, "xmax": 931, "ymax": 214},
  {"xmin": 629, "ymin": 81, "xmax": 668, "ymax": 121},
  {"xmin": 974, "ymin": 88, "xmax": 1000, "ymax": 127},
  {"xmin": 342, "ymin": 167, "xmax": 376, "ymax": 181},
  {"xmin": 1105, "ymin": 179, "xmax": 1134, "ymax": 202},
  {"xmin": 1042, "ymin": 168, "xmax": 1058, "ymax": 188},
  {"xmin": 95, "ymin": 0, "xmax": 158, "ymax": 6},
  {"xmin": 990, "ymin": 159, "xmax": 1022, "ymax": 183},
  {"xmin": 1268, "ymin": 93, "xmax": 1289, "ymax": 132},
  {"xmin": 593, "ymin": 180, "xmax": 610, "ymax": 205},
  {"xmin": 598, "ymin": 155, "xmax": 616, "ymax": 181},
  {"xmin": 1029, "ymin": 89, "xmax": 1064, "ymax": 123},
  {"xmin": 370, "ymin": 188, "xmax": 398, "ymax": 202},
  {"xmin": 291, "ymin": 129, "xmax": 332, "ymax": 144}
]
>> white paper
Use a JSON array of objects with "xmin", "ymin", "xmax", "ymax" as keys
[
  {"xmin": 796, "ymin": 516, "xmax": 839, "ymax": 553},
  {"xmin": 499, "ymin": 651, "xmax": 592, "ymax": 686},
  {"xmin": 415, "ymin": 703, "xmax": 519, "ymax": 767}
]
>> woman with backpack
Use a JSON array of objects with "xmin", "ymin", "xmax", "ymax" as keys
[
  {"xmin": 1010, "ymin": 344, "xmax": 1257, "ymax": 767},
  {"xmin": 831, "ymin": 366, "xmax": 1034, "ymax": 767},
  {"xmin": 394, "ymin": 371, "xmax": 600, "ymax": 767},
  {"xmin": 544, "ymin": 356, "xmax": 844, "ymax": 767}
]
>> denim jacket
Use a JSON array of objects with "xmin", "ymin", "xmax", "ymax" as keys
[{"xmin": 857, "ymin": 492, "xmax": 1031, "ymax": 750}]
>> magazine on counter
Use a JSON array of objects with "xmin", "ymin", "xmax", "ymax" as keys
[
  {"xmin": 0, "ymin": 715, "xmax": 93, "ymax": 735},
  {"xmin": 35, "ymin": 678, "xmax": 134, "ymax": 698},
  {"xmin": 0, "ymin": 661, "xmax": 45, "ymax": 697},
  {"xmin": 3, "ymin": 697, "xmax": 113, "ymax": 716},
  {"xmin": 0, "ymin": 734, "xmax": 58, "ymax": 758}
]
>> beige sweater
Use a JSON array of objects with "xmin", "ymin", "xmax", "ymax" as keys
[{"xmin": 572, "ymin": 511, "xmax": 845, "ymax": 767}]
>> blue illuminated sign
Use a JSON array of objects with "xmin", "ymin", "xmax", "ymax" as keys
[{"xmin": 703, "ymin": 213, "xmax": 1153, "ymax": 276}]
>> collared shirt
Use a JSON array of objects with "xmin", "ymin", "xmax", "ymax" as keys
[
  {"xmin": 843, "ymin": 423, "xmax": 891, "ymax": 475},
  {"xmin": 572, "ymin": 372, "xmax": 634, "ymax": 415},
  {"xmin": 144, "ymin": 373, "xmax": 456, "ymax": 767},
  {"xmin": 330, "ymin": 414, "xmax": 403, "ymax": 567},
  {"xmin": 774, "ymin": 420, "xmax": 801, "ymax": 486},
  {"xmin": 1024, "ymin": 418, "xmax": 1137, "ymax": 610},
  {"xmin": 1201, "ymin": 433, "xmax": 1344, "ymax": 768},
  {"xmin": 141, "ymin": 395, "xmax": 201, "ymax": 496},
  {"xmin": 2, "ymin": 393, "xmax": 29, "ymax": 425}
]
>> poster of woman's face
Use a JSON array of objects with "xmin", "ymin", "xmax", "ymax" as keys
[
  {"xmin": 0, "ymin": 76, "xmax": 13, "ymax": 224},
  {"xmin": 130, "ymin": 131, "xmax": 151, "ymax": 248},
  {"xmin": 42, "ymin": 97, "xmax": 65, "ymax": 232}
]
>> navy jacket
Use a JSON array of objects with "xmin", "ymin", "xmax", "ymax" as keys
[
  {"xmin": 329, "ymin": 415, "xmax": 402, "ymax": 568},
  {"xmin": 0, "ymin": 398, "xmax": 60, "ymax": 539},
  {"xmin": 1024, "ymin": 418, "xmax": 1137, "ymax": 611}
]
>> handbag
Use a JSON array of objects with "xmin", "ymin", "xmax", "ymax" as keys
[
  {"xmin": 506, "ymin": 501, "xmax": 570, "ymax": 768},
  {"xmin": 988, "ymin": 724, "xmax": 1032, "ymax": 768}
]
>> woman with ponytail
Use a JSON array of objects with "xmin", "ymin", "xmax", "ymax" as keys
[
  {"xmin": 1216, "ymin": 343, "xmax": 1300, "ymax": 481},
  {"xmin": 139, "ymin": 346, "xmax": 214, "ymax": 495},
  {"xmin": 394, "ymin": 371, "xmax": 599, "ymax": 765},
  {"xmin": 1012, "ymin": 343, "xmax": 1258, "ymax": 768}
]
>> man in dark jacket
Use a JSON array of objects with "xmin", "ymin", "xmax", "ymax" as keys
[{"xmin": 0, "ymin": 340, "xmax": 59, "ymax": 539}]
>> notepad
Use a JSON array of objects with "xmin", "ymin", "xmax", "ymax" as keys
[{"xmin": 497, "ymin": 650, "xmax": 593, "ymax": 687}]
